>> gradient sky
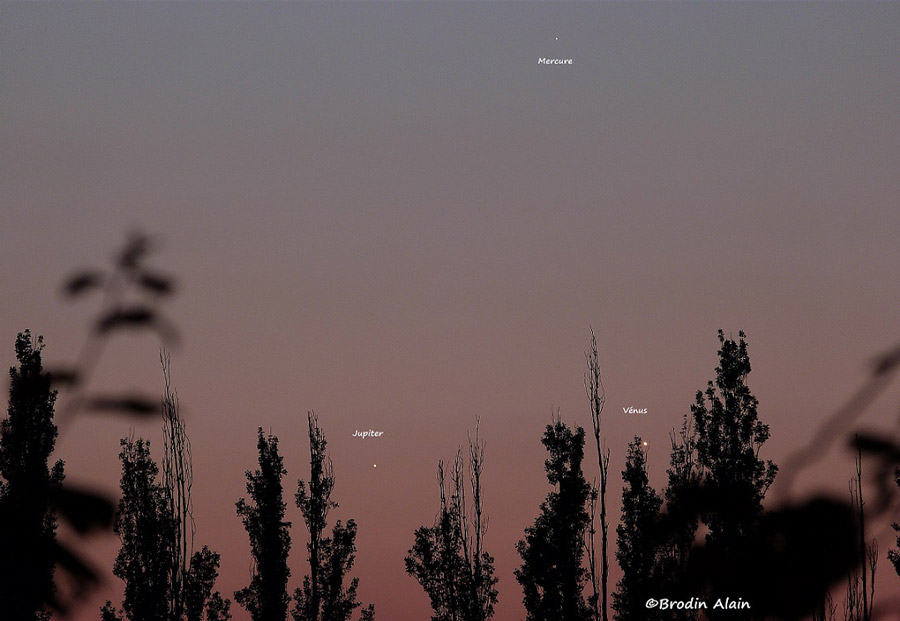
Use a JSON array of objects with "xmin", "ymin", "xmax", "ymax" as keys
[{"xmin": 2, "ymin": 3, "xmax": 900, "ymax": 620}]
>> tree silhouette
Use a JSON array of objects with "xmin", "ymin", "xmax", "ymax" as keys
[
  {"xmin": 584, "ymin": 330, "xmax": 610, "ymax": 621},
  {"xmin": 184, "ymin": 546, "xmax": 232, "ymax": 621},
  {"xmin": 516, "ymin": 416, "xmax": 592, "ymax": 621},
  {"xmin": 653, "ymin": 330, "xmax": 789, "ymax": 618},
  {"xmin": 293, "ymin": 412, "xmax": 374, "ymax": 621},
  {"xmin": 205, "ymin": 591, "xmax": 234, "ymax": 621},
  {"xmin": 161, "ymin": 352, "xmax": 194, "ymax": 620},
  {"xmin": 105, "ymin": 356, "xmax": 229, "ymax": 621},
  {"xmin": 612, "ymin": 438, "xmax": 661, "ymax": 621},
  {"xmin": 14, "ymin": 232, "xmax": 177, "ymax": 616},
  {"xmin": 406, "ymin": 460, "xmax": 468, "ymax": 620},
  {"xmin": 101, "ymin": 600, "xmax": 122, "ymax": 621},
  {"xmin": 691, "ymin": 330, "xmax": 777, "ymax": 553},
  {"xmin": 0, "ymin": 331, "xmax": 66, "ymax": 621},
  {"xmin": 845, "ymin": 446, "xmax": 876, "ymax": 621},
  {"xmin": 652, "ymin": 416, "xmax": 701, "ymax": 620},
  {"xmin": 112, "ymin": 437, "xmax": 174, "ymax": 621},
  {"xmin": 164, "ymin": 358, "xmax": 230, "ymax": 621},
  {"xmin": 891, "ymin": 468, "xmax": 900, "ymax": 580},
  {"xmin": 406, "ymin": 427, "xmax": 498, "ymax": 621},
  {"xmin": 235, "ymin": 428, "xmax": 292, "ymax": 621}
]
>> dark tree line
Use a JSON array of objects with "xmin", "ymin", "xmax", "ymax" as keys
[
  {"xmin": 105, "ymin": 435, "xmax": 231, "ymax": 621},
  {"xmin": 4, "ymin": 272, "xmax": 900, "ymax": 621},
  {"xmin": 400, "ymin": 329, "xmax": 900, "ymax": 621},
  {"xmin": 235, "ymin": 413, "xmax": 374, "ymax": 621},
  {"xmin": 507, "ymin": 330, "xmax": 783, "ymax": 621},
  {"xmin": 508, "ymin": 330, "xmax": 778, "ymax": 620},
  {"xmin": 0, "ymin": 322, "xmax": 375, "ymax": 621},
  {"xmin": 610, "ymin": 330, "xmax": 779, "ymax": 621}
]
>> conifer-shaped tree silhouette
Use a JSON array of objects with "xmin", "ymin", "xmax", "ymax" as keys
[
  {"xmin": 112, "ymin": 437, "xmax": 174, "ymax": 621},
  {"xmin": 691, "ymin": 330, "xmax": 777, "ymax": 553},
  {"xmin": 293, "ymin": 412, "xmax": 374, "ymax": 621},
  {"xmin": 665, "ymin": 330, "xmax": 779, "ymax": 618},
  {"xmin": 0, "ymin": 331, "xmax": 66, "ymax": 621},
  {"xmin": 516, "ymin": 416, "xmax": 592, "ymax": 621},
  {"xmin": 235, "ymin": 428, "xmax": 292, "ymax": 621},
  {"xmin": 612, "ymin": 438, "xmax": 661, "ymax": 621}
]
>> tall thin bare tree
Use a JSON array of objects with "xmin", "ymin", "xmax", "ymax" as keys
[
  {"xmin": 160, "ymin": 351, "xmax": 195, "ymax": 620},
  {"xmin": 846, "ymin": 443, "xmax": 877, "ymax": 621},
  {"xmin": 585, "ymin": 330, "xmax": 610, "ymax": 621},
  {"xmin": 406, "ymin": 420, "xmax": 497, "ymax": 621}
]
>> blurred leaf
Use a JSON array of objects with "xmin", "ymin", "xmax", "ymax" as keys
[
  {"xmin": 872, "ymin": 342, "xmax": 900, "ymax": 376},
  {"xmin": 95, "ymin": 307, "xmax": 155, "ymax": 333},
  {"xmin": 117, "ymin": 232, "xmax": 151, "ymax": 270},
  {"xmin": 85, "ymin": 394, "xmax": 158, "ymax": 417},
  {"xmin": 94, "ymin": 307, "xmax": 180, "ymax": 345},
  {"xmin": 50, "ymin": 485, "xmax": 115, "ymax": 534},
  {"xmin": 50, "ymin": 540, "xmax": 100, "ymax": 604},
  {"xmin": 62, "ymin": 272, "xmax": 104, "ymax": 297},
  {"xmin": 137, "ymin": 272, "xmax": 175, "ymax": 296},
  {"xmin": 685, "ymin": 497, "xmax": 856, "ymax": 620},
  {"xmin": 851, "ymin": 433, "xmax": 900, "ymax": 461},
  {"xmin": 46, "ymin": 366, "xmax": 81, "ymax": 387}
]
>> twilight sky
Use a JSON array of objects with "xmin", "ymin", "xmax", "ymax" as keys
[{"xmin": 2, "ymin": 2, "xmax": 900, "ymax": 620}]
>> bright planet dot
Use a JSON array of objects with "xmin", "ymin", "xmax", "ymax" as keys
[
  {"xmin": 373, "ymin": 464, "xmax": 377, "ymax": 468},
  {"xmin": 642, "ymin": 441, "xmax": 648, "ymax": 446}
]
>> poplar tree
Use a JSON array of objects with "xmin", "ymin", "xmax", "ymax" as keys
[
  {"xmin": 691, "ymin": 330, "xmax": 777, "ymax": 553},
  {"xmin": 515, "ymin": 417, "xmax": 592, "ymax": 621},
  {"xmin": 655, "ymin": 417, "xmax": 700, "ymax": 621},
  {"xmin": 612, "ymin": 438, "xmax": 661, "ymax": 621},
  {"xmin": 235, "ymin": 429, "xmax": 292, "ymax": 621},
  {"xmin": 106, "ymin": 358, "xmax": 229, "ymax": 621},
  {"xmin": 184, "ymin": 546, "xmax": 232, "ymax": 621},
  {"xmin": 293, "ymin": 412, "xmax": 374, "ymax": 621},
  {"xmin": 0, "ymin": 331, "xmax": 65, "ymax": 621},
  {"xmin": 113, "ymin": 437, "xmax": 174, "ymax": 621}
]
